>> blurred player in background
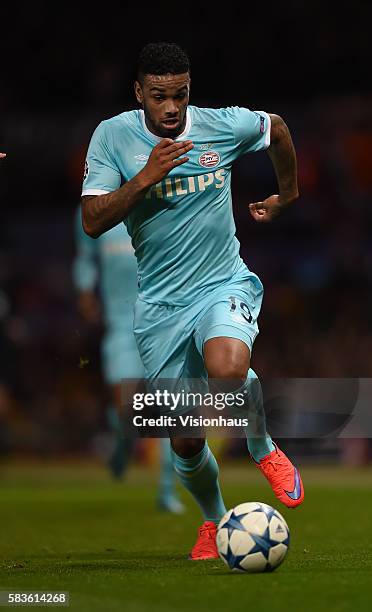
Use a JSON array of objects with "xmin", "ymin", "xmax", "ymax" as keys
[
  {"xmin": 81, "ymin": 42, "xmax": 303, "ymax": 559},
  {"xmin": 73, "ymin": 208, "xmax": 184, "ymax": 513}
]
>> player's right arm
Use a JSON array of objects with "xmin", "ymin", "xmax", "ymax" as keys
[{"xmin": 81, "ymin": 124, "xmax": 193, "ymax": 238}]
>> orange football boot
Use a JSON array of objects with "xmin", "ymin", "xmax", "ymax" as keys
[
  {"xmin": 188, "ymin": 521, "xmax": 219, "ymax": 560},
  {"xmin": 256, "ymin": 443, "xmax": 304, "ymax": 508}
]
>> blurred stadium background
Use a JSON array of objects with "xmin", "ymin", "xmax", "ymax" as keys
[
  {"xmin": 2, "ymin": 7, "xmax": 372, "ymax": 611},
  {"xmin": 1, "ymin": 4, "xmax": 372, "ymax": 466}
]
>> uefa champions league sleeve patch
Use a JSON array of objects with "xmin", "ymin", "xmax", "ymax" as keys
[{"xmin": 83, "ymin": 160, "xmax": 89, "ymax": 181}]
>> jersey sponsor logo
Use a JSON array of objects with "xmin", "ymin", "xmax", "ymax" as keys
[
  {"xmin": 198, "ymin": 151, "xmax": 220, "ymax": 168},
  {"xmin": 145, "ymin": 168, "xmax": 227, "ymax": 200},
  {"xmin": 199, "ymin": 142, "xmax": 215, "ymax": 150},
  {"xmin": 83, "ymin": 160, "xmax": 89, "ymax": 181}
]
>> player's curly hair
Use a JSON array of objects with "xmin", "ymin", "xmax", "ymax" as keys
[{"xmin": 137, "ymin": 42, "xmax": 190, "ymax": 81}]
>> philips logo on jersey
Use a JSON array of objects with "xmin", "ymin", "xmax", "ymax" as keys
[
  {"xmin": 198, "ymin": 151, "xmax": 220, "ymax": 168},
  {"xmin": 145, "ymin": 169, "xmax": 227, "ymax": 200}
]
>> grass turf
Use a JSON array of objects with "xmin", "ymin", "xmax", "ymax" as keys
[{"xmin": 0, "ymin": 461, "xmax": 371, "ymax": 612}]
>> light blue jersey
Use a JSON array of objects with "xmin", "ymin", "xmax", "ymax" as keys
[
  {"xmin": 82, "ymin": 106, "xmax": 270, "ymax": 306},
  {"xmin": 73, "ymin": 208, "xmax": 143, "ymax": 383},
  {"xmin": 73, "ymin": 208, "xmax": 138, "ymax": 329}
]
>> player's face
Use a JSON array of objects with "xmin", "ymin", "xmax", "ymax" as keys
[{"xmin": 134, "ymin": 73, "xmax": 190, "ymax": 138}]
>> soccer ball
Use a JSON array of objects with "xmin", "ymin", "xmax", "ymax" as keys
[{"xmin": 216, "ymin": 502, "xmax": 290, "ymax": 573}]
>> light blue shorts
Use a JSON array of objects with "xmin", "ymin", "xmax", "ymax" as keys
[
  {"xmin": 133, "ymin": 273, "xmax": 263, "ymax": 381},
  {"xmin": 101, "ymin": 326, "xmax": 144, "ymax": 385}
]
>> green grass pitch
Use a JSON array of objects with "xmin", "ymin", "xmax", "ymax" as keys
[{"xmin": 0, "ymin": 461, "xmax": 371, "ymax": 612}]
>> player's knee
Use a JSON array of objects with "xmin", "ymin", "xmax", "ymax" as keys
[
  {"xmin": 204, "ymin": 338, "xmax": 250, "ymax": 382},
  {"xmin": 171, "ymin": 437, "xmax": 205, "ymax": 458},
  {"xmin": 206, "ymin": 357, "xmax": 248, "ymax": 383}
]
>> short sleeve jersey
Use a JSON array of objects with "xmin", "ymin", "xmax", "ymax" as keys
[{"xmin": 82, "ymin": 106, "xmax": 270, "ymax": 306}]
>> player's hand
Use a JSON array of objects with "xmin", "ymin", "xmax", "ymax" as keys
[
  {"xmin": 140, "ymin": 139, "xmax": 194, "ymax": 186},
  {"xmin": 0, "ymin": 153, "xmax": 6, "ymax": 159},
  {"xmin": 249, "ymin": 194, "xmax": 291, "ymax": 223}
]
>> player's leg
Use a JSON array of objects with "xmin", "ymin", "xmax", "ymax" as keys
[
  {"xmin": 204, "ymin": 337, "xmax": 274, "ymax": 461},
  {"xmin": 170, "ymin": 344, "xmax": 226, "ymax": 559},
  {"xmin": 171, "ymin": 436, "xmax": 226, "ymax": 524},
  {"xmin": 134, "ymin": 298, "xmax": 224, "ymax": 558},
  {"xmin": 196, "ymin": 279, "xmax": 304, "ymax": 508},
  {"xmin": 170, "ymin": 436, "xmax": 223, "ymax": 560},
  {"xmin": 134, "ymin": 299, "xmax": 203, "ymax": 513}
]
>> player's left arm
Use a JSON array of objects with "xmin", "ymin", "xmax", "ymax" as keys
[{"xmin": 249, "ymin": 114, "xmax": 299, "ymax": 223}]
